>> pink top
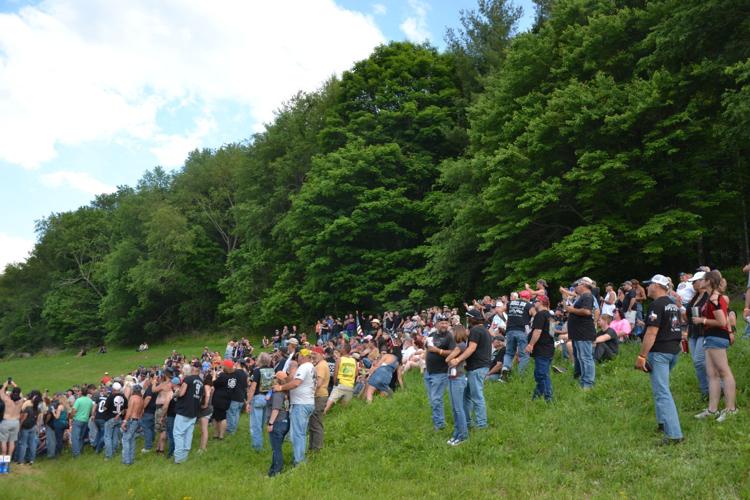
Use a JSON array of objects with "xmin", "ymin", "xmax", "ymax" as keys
[{"xmin": 610, "ymin": 319, "xmax": 632, "ymax": 336}]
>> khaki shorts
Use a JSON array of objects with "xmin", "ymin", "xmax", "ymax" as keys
[
  {"xmin": 155, "ymin": 406, "xmax": 166, "ymax": 433},
  {"xmin": 328, "ymin": 385, "xmax": 354, "ymax": 405},
  {"xmin": 0, "ymin": 419, "xmax": 20, "ymax": 442}
]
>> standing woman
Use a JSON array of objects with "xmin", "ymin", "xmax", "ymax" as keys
[
  {"xmin": 51, "ymin": 393, "xmax": 70, "ymax": 457},
  {"xmin": 444, "ymin": 325, "xmax": 469, "ymax": 446},
  {"xmin": 198, "ymin": 373, "xmax": 214, "ymax": 453},
  {"xmin": 684, "ymin": 272, "xmax": 708, "ymax": 399},
  {"xmin": 248, "ymin": 353, "xmax": 274, "ymax": 451},
  {"xmin": 694, "ymin": 270, "xmax": 737, "ymax": 421}
]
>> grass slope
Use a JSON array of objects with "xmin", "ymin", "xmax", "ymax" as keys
[{"xmin": 1, "ymin": 328, "xmax": 749, "ymax": 499}]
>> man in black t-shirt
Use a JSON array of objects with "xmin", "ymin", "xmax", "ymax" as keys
[
  {"xmin": 594, "ymin": 314, "xmax": 620, "ymax": 363},
  {"xmin": 103, "ymin": 383, "xmax": 127, "ymax": 459},
  {"xmin": 140, "ymin": 377, "xmax": 157, "ymax": 452},
  {"xmin": 524, "ymin": 296, "xmax": 554, "ymax": 401},
  {"xmin": 226, "ymin": 362, "xmax": 247, "ymax": 435},
  {"xmin": 501, "ymin": 293, "xmax": 534, "ymax": 380},
  {"xmin": 173, "ymin": 364, "xmax": 204, "ymax": 463},
  {"xmin": 486, "ymin": 336, "xmax": 507, "ymax": 381},
  {"xmin": 92, "ymin": 388, "xmax": 109, "ymax": 453},
  {"xmin": 566, "ymin": 278, "xmax": 597, "ymax": 389},
  {"xmin": 450, "ymin": 309, "xmax": 492, "ymax": 429},
  {"xmin": 423, "ymin": 315, "xmax": 456, "ymax": 431},
  {"xmin": 635, "ymin": 274, "xmax": 683, "ymax": 445}
]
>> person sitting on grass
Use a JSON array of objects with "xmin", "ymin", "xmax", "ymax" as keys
[{"xmin": 594, "ymin": 314, "xmax": 620, "ymax": 363}]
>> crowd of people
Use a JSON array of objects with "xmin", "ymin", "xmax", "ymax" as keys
[{"xmin": 1, "ymin": 265, "xmax": 748, "ymax": 474}]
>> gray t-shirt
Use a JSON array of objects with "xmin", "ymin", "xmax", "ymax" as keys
[{"xmin": 270, "ymin": 391, "xmax": 288, "ymax": 422}]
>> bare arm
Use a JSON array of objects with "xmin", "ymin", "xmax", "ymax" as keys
[{"xmin": 450, "ymin": 341, "xmax": 478, "ymax": 366}]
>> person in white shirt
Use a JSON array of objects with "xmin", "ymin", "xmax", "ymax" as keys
[
  {"xmin": 273, "ymin": 348, "xmax": 315, "ymax": 465},
  {"xmin": 601, "ymin": 283, "xmax": 617, "ymax": 317}
]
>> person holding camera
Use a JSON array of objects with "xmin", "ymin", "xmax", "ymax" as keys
[{"xmin": 634, "ymin": 274, "xmax": 683, "ymax": 445}]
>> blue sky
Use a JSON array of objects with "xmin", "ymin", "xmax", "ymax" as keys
[{"xmin": 0, "ymin": 0, "xmax": 536, "ymax": 269}]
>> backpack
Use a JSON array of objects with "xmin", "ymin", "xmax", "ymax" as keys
[
  {"xmin": 21, "ymin": 404, "xmax": 38, "ymax": 430},
  {"xmin": 258, "ymin": 368, "xmax": 275, "ymax": 393}
]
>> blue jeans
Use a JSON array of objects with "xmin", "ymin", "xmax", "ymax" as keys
[
  {"xmin": 121, "ymin": 419, "xmax": 139, "ymax": 464},
  {"xmin": 166, "ymin": 416, "xmax": 175, "ymax": 458},
  {"xmin": 140, "ymin": 412, "xmax": 155, "ymax": 450},
  {"xmin": 290, "ymin": 404, "xmax": 314, "ymax": 465},
  {"xmin": 71, "ymin": 420, "xmax": 88, "ymax": 457},
  {"xmin": 648, "ymin": 352, "xmax": 683, "ymax": 439},
  {"xmin": 17, "ymin": 427, "xmax": 38, "ymax": 463},
  {"xmin": 268, "ymin": 417, "xmax": 290, "ymax": 476},
  {"xmin": 688, "ymin": 336, "xmax": 708, "ymax": 396},
  {"xmin": 463, "ymin": 367, "xmax": 489, "ymax": 428},
  {"xmin": 52, "ymin": 424, "xmax": 66, "ymax": 457},
  {"xmin": 503, "ymin": 329, "xmax": 530, "ymax": 374},
  {"xmin": 103, "ymin": 418, "xmax": 121, "ymax": 459},
  {"xmin": 423, "ymin": 372, "xmax": 449, "ymax": 429},
  {"xmin": 448, "ymin": 376, "xmax": 468, "ymax": 441},
  {"xmin": 173, "ymin": 414, "xmax": 197, "ymax": 463},
  {"xmin": 573, "ymin": 340, "xmax": 595, "ymax": 388},
  {"xmin": 226, "ymin": 400, "xmax": 243, "ymax": 434},
  {"xmin": 250, "ymin": 394, "xmax": 268, "ymax": 450},
  {"xmin": 45, "ymin": 426, "xmax": 56, "ymax": 458},
  {"xmin": 92, "ymin": 418, "xmax": 106, "ymax": 453},
  {"xmin": 533, "ymin": 356, "xmax": 553, "ymax": 401}
]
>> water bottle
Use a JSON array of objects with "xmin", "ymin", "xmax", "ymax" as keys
[{"xmin": 449, "ymin": 367, "xmax": 457, "ymax": 378}]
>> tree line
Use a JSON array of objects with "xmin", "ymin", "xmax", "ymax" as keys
[{"xmin": 1, "ymin": 0, "xmax": 749, "ymax": 352}]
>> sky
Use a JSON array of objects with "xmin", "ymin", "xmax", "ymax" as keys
[{"xmin": 0, "ymin": 0, "xmax": 536, "ymax": 270}]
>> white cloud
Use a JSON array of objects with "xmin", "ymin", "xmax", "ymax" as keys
[
  {"xmin": 150, "ymin": 115, "xmax": 217, "ymax": 168},
  {"xmin": 0, "ymin": 233, "xmax": 35, "ymax": 270},
  {"xmin": 0, "ymin": 0, "xmax": 386, "ymax": 169},
  {"xmin": 40, "ymin": 171, "xmax": 116, "ymax": 195},
  {"xmin": 400, "ymin": 0, "xmax": 431, "ymax": 42},
  {"xmin": 373, "ymin": 3, "xmax": 387, "ymax": 15}
]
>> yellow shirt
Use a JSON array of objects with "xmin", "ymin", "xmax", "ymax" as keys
[
  {"xmin": 337, "ymin": 356, "xmax": 357, "ymax": 388},
  {"xmin": 315, "ymin": 360, "xmax": 330, "ymax": 398}
]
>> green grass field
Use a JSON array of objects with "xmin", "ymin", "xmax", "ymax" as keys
[{"xmin": 1, "ymin": 320, "xmax": 749, "ymax": 499}]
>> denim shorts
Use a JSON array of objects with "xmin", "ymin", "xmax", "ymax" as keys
[{"xmin": 703, "ymin": 336, "xmax": 730, "ymax": 350}]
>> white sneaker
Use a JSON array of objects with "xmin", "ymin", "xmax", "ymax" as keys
[
  {"xmin": 449, "ymin": 438, "xmax": 465, "ymax": 446},
  {"xmin": 446, "ymin": 438, "xmax": 456, "ymax": 445},
  {"xmin": 716, "ymin": 408, "xmax": 737, "ymax": 422},
  {"xmin": 141, "ymin": 448, "xmax": 151, "ymax": 453},
  {"xmin": 694, "ymin": 408, "xmax": 718, "ymax": 419}
]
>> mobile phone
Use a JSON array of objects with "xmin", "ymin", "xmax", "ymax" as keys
[{"xmin": 7, "ymin": 377, "xmax": 11, "ymax": 383}]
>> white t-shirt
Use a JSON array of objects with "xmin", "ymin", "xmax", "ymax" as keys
[
  {"xmin": 401, "ymin": 346, "xmax": 416, "ymax": 362},
  {"xmin": 601, "ymin": 291, "xmax": 616, "ymax": 317},
  {"xmin": 290, "ymin": 362, "xmax": 316, "ymax": 405},
  {"xmin": 491, "ymin": 313, "xmax": 507, "ymax": 332}
]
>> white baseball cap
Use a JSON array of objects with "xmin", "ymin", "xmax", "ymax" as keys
[
  {"xmin": 644, "ymin": 274, "xmax": 670, "ymax": 288},
  {"xmin": 111, "ymin": 382, "xmax": 122, "ymax": 391},
  {"xmin": 688, "ymin": 271, "xmax": 706, "ymax": 282}
]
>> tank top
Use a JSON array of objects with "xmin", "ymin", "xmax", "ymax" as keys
[{"xmin": 337, "ymin": 356, "xmax": 357, "ymax": 388}]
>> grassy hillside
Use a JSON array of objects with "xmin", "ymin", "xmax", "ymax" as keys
[{"xmin": 1, "ymin": 323, "xmax": 749, "ymax": 499}]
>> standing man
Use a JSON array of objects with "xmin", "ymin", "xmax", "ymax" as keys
[
  {"xmin": 423, "ymin": 314, "xmax": 456, "ymax": 431},
  {"xmin": 635, "ymin": 274, "xmax": 684, "ymax": 445},
  {"xmin": 273, "ymin": 348, "xmax": 315, "ymax": 465},
  {"xmin": 92, "ymin": 386, "xmax": 109, "ymax": 453},
  {"xmin": 103, "ymin": 382, "xmax": 127, "ymax": 460},
  {"xmin": 308, "ymin": 346, "xmax": 329, "ymax": 452},
  {"xmin": 70, "ymin": 385, "xmax": 94, "ymax": 457},
  {"xmin": 567, "ymin": 277, "xmax": 597, "ymax": 390},
  {"xmin": 173, "ymin": 364, "xmax": 204, "ymax": 464},
  {"xmin": 0, "ymin": 381, "xmax": 24, "ymax": 473},
  {"xmin": 139, "ymin": 376, "xmax": 157, "ymax": 453},
  {"xmin": 121, "ymin": 385, "xmax": 144, "ymax": 465},
  {"xmin": 450, "ymin": 309, "xmax": 492, "ymax": 429},
  {"xmin": 525, "ymin": 296, "xmax": 554, "ymax": 401},
  {"xmin": 501, "ymin": 291, "xmax": 534, "ymax": 381},
  {"xmin": 226, "ymin": 360, "xmax": 247, "ymax": 435},
  {"xmin": 153, "ymin": 372, "xmax": 173, "ymax": 454}
]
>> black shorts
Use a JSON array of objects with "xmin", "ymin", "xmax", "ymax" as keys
[{"xmin": 213, "ymin": 406, "xmax": 227, "ymax": 422}]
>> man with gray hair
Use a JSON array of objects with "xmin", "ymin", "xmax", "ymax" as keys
[{"xmin": 566, "ymin": 277, "xmax": 597, "ymax": 390}]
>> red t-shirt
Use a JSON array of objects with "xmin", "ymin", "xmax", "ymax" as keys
[{"xmin": 702, "ymin": 296, "xmax": 730, "ymax": 339}]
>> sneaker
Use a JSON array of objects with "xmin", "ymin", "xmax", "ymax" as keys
[
  {"xmin": 694, "ymin": 408, "xmax": 718, "ymax": 419},
  {"xmin": 499, "ymin": 370, "xmax": 509, "ymax": 382},
  {"xmin": 716, "ymin": 408, "xmax": 738, "ymax": 422},
  {"xmin": 552, "ymin": 365, "xmax": 567, "ymax": 374},
  {"xmin": 141, "ymin": 448, "xmax": 151, "ymax": 453},
  {"xmin": 446, "ymin": 438, "xmax": 456, "ymax": 445},
  {"xmin": 659, "ymin": 437, "xmax": 684, "ymax": 446},
  {"xmin": 449, "ymin": 438, "xmax": 465, "ymax": 446}
]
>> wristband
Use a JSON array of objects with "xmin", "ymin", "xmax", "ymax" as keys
[{"xmin": 637, "ymin": 354, "xmax": 646, "ymax": 360}]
